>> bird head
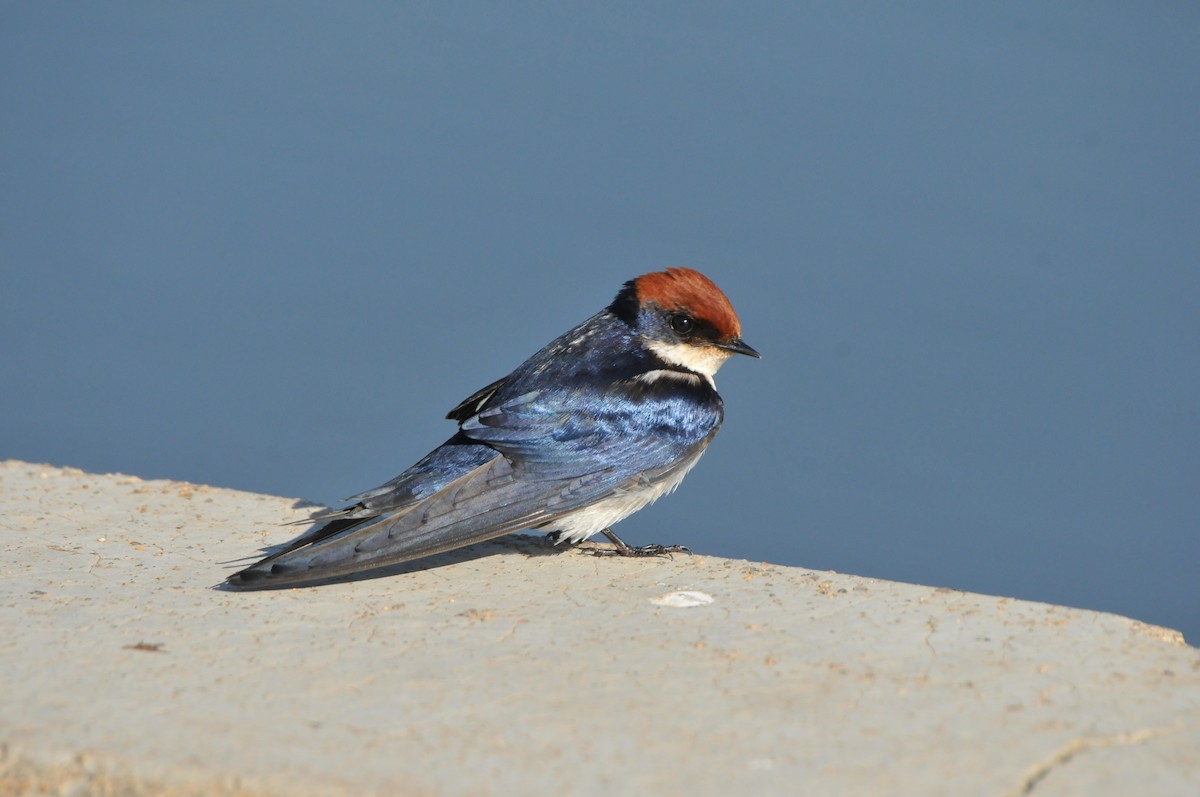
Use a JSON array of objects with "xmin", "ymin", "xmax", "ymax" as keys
[{"xmin": 609, "ymin": 267, "xmax": 761, "ymax": 377}]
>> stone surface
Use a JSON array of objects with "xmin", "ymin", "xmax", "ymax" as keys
[{"xmin": 1, "ymin": 460, "xmax": 1196, "ymax": 796}]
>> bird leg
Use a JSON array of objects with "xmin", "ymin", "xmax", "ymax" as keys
[{"xmin": 589, "ymin": 528, "xmax": 691, "ymax": 558}]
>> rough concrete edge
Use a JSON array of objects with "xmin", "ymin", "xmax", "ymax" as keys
[
  {"xmin": 1126, "ymin": 622, "xmax": 1188, "ymax": 647},
  {"xmin": 0, "ymin": 743, "xmax": 269, "ymax": 797}
]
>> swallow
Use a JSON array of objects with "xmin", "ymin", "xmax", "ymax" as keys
[{"xmin": 226, "ymin": 267, "xmax": 759, "ymax": 589}]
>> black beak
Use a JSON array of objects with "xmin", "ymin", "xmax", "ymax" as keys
[{"xmin": 718, "ymin": 338, "xmax": 762, "ymax": 358}]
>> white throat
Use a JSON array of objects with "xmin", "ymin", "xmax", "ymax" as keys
[{"xmin": 644, "ymin": 339, "xmax": 731, "ymax": 382}]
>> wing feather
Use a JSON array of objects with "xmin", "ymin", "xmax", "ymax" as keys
[{"xmin": 227, "ymin": 453, "xmax": 634, "ymax": 589}]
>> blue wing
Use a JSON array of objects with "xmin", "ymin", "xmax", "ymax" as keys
[{"xmin": 225, "ymin": 376, "xmax": 722, "ymax": 589}]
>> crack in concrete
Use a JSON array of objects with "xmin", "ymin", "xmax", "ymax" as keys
[
  {"xmin": 924, "ymin": 616, "xmax": 939, "ymax": 658},
  {"xmin": 1006, "ymin": 722, "xmax": 1183, "ymax": 796}
]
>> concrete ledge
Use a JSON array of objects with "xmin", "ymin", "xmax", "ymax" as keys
[{"xmin": 1, "ymin": 460, "xmax": 1196, "ymax": 796}]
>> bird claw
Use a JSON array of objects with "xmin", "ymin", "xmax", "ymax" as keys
[{"xmin": 588, "ymin": 543, "xmax": 691, "ymax": 559}]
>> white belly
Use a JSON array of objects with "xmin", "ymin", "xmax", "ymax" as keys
[{"xmin": 540, "ymin": 450, "xmax": 706, "ymax": 545}]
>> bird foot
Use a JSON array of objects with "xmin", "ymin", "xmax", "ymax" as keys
[{"xmin": 588, "ymin": 543, "xmax": 691, "ymax": 559}]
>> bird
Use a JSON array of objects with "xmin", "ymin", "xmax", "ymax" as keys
[{"xmin": 225, "ymin": 267, "xmax": 759, "ymax": 589}]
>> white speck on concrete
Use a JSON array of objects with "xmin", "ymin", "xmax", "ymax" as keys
[{"xmin": 650, "ymin": 590, "xmax": 715, "ymax": 607}]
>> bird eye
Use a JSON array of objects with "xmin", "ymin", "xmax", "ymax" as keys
[{"xmin": 669, "ymin": 314, "xmax": 695, "ymax": 336}]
